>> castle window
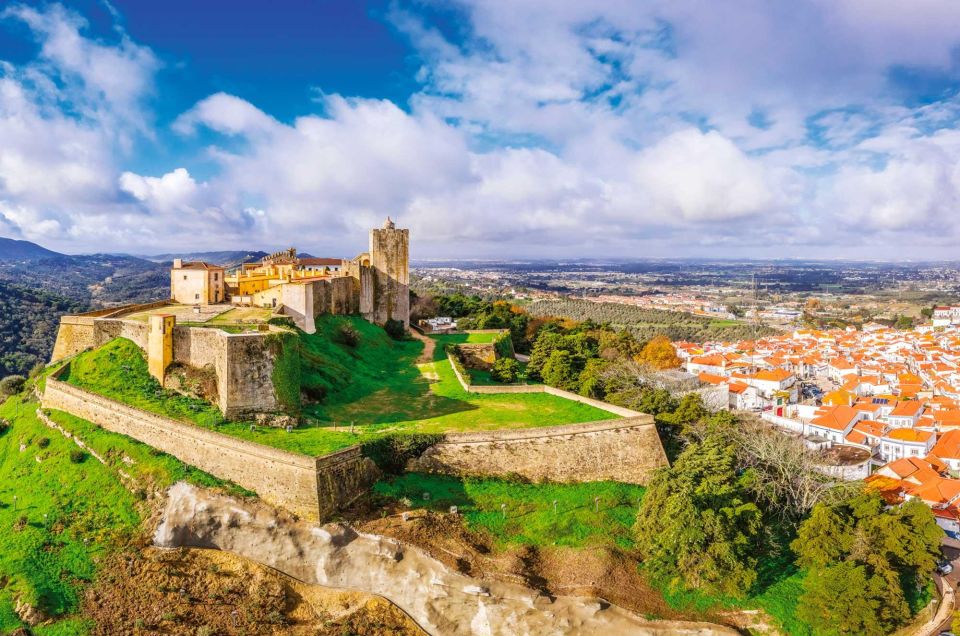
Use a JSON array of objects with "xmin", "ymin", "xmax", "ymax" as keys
[
  {"xmin": 183, "ymin": 275, "xmax": 188, "ymax": 280},
  {"xmin": 195, "ymin": 293, "xmax": 200, "ymax": 300},
  {"xmin": 214, "ymin": 273, "xmax": 219, "ymax": 281}
]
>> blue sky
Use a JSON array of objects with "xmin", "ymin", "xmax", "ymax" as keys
[{"xmin": 3, "ymin": 1, "xmax": 960, "ymax": 259}]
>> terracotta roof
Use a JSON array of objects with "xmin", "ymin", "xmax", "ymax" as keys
[
  {"xmin": 810, "ymin": 405, "xmax": 859, "ymax": 432},
  {"xmin": 933, "ymin": 429, "xmax": 960, "ymax": 460},
  {"xmin": 174, "ymin": 261, "xmax": 224, "ymax": 271},
  {"xmin": 299, "ymin": 257, "xmax": 343, "ymax": 266},
  {"xmin": 885, "ymin": 428, "xmax": 934, "ymax": 444},
  {"xmin": 890, "ymin": 400, "xmax": 923, "ymax": 417}
]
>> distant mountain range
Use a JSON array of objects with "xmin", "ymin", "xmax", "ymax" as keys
[
  {"xmin": 0, "ymin": 239, "xmax": 267, "ymax": 378},
  {"xmin": 144, "ymin": 250, "xmax": 269, "ymax": 269},
  {"xmin": 0, "ymin": 238, "xmax": 333, "ymax": 378},
  {"xmin": 0, "ymin": 237, "xmax": 64, "ymax": 260}
]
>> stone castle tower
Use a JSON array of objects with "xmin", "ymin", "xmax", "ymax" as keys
[{"xmin": 361, "ymin": 217, "xmax": 409, "ymax": 327}]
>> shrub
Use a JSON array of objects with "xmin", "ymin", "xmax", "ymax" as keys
[
  {"xmin": 384, "ymin": 318, "xmax": 406, "ymax": 340},
  {"xmin": 37, "ymin": 437, "xmax": 50, "ymax": 449},
  {"xmin": 335, "ymin": 322, "xmax": 360, "ymax": 347},
  {"xmin": 0, "ymin": 374, "xmax": 27, "ymax": 397},
  {"xmin": 69, "ymin": 449, "xmax": 87, "ymax": 464},
  {"xmin": 490, "ymin": 358, "xmax": 520, "ymax": 383},
  {"xmin": 361, "ymin": 433, "xmax": 445, "ymax": 474}
]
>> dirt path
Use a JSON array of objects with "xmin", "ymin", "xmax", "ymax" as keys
[
  {"xmin": 410, "ymin": 329, "xmax": 436, "ymax": 364},
  {"xmin": 156, "ymin": 483, "xmax": 738, "ymax": 636}
]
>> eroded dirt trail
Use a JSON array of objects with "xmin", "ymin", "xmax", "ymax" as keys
[{"xmin": 155, "ymin": 483, "xmax": 737, "ymax": 636}]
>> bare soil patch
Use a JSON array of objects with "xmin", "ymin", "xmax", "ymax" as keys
[
  {"xmin": 347, "ymin": 500, "xmax": 698, "ymax": 624},
  {"xmin": 83, "ymin": 541, "xmax": 424, "ymax": 635}
]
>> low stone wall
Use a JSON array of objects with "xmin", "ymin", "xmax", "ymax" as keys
[
  {"xmin": 457, "ymin": 343, "xmax": 497, "ymax": 370},
  {"xmin": 410, "ymin": 415, "xmax": 667, "ymax": 484},
  {"xmin": 42, "ymin": 370, "xmax": 377, "ymax": 520}
]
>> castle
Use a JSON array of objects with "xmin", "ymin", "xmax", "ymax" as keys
[
  {"xmin": 51, "ymin": 220, "xmax": 409, "ymax": 419},
  {"xmin": 170, "ymin": 217, "xmax": 409, "ymax": 332}
]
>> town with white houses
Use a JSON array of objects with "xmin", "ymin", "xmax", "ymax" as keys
[{"xmin": 677, "ymin": 307, "xmax": 960, "ymax": 539}]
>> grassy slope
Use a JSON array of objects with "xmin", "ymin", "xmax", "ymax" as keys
[
  {"xmin": 374, "ymin": 473, "xmax": 646, "ymax": 550},
  {"xmin": 0, "ymin": 393, "xmax": 135, "ymax": 634},
  {"xmin": 62, "ymin": 338, "xmax": 225, "ymax": 428},
  {"xmin": 64, "ymin": 317, "xmax": 613, "ymax": 457},
  {"xmin": 0, "ymin": 385, "xmax": 251, "ymax": 634}
]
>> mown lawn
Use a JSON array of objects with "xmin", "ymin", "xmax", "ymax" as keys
[
  {"xmin": 62, "ymin": 317, "xmax": 614, "ymax": 457},
  {"xmin": 374, "ymin": 473, "xmax": 645, "ymax": 549}
]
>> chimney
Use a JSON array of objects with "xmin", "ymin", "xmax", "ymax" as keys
[{"xmin": 173, "ymin": 258, "xmax": 183, "ymax": 269}]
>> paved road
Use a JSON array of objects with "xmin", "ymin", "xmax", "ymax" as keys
[{"xmin": 932, "ymin": 544, "xmax": 960, "ymax": 635}]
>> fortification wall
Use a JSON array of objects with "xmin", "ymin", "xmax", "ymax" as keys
[
  {"xmin": 280, "ymin": 283, "xmax": 314, "ymax": 333},
  {"xmin": 311, "ymin": 276, "xmax": 359, "ymax": 317},
  {"xmin": 42, "ymin": 372, "xmax": 378, "ymax": 520},
  {"xmin": 51, "ymin": 317, "xmax": 97, "ymax": 361},
  {"xmin": 52, "ymin": 301, "xmax": 177, "ymax": 361},
  {"xmin": 220, "ymin": 333, "xmax": 283, "ymax": 418},
  {"xmin": 43, "ymin": 373, "xmax": 318, "ymax": 517},
  {"xmin": 93, "ymin": 318, "xmax": 149, "ymax": 350},
  {"xmin": 410, "ymin": 416, "xmax": 667, "ymax": 484}
]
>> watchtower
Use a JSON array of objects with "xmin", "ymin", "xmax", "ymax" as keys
[
  {"xmin": 148, "ymin": 315, "xmax": 175, "ymax": 383},
  {"xmin": 362, "ymin": 217, "xmax": 410, "ymax": 326}
]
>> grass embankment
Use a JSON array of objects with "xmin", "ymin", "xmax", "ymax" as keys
[
  {"xmin": 656, "ymin": 564, "xmax": 808, "ymax": 635},
  {"xmin": 63, "ymin": 317, "xmax": 613, "ymax": 457},
  {"xmin": 0, "ymin": 384, "xmax": 251, "ymax": 634},
  {"xmin": 62, "ymin": 338, "xmax": 225, "ymax": 428},
  {"xmin": 374, "ymin": 473, "xmax": 645, "ymax": 550}
]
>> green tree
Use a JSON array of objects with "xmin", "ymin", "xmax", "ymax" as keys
[
  {"xmin": 540, "ymin": 350, "xmax": 578, "ymax": 390},
  {"xmin": 490, "ymin": 358, "xmax": 520, "ymax": 383},
  {"xmin": 792, "ymin": 492, "xmax": 942, "ymax": 634},
  {"xmin": 797, "ymin": 563, "xmax": 886, "ymax": 636},
  {"xmin": 635, "ymin": 434, "xmax": 763, "ymax": 597},
  {"xmin": 577, "ymin": 358, "xmax": 611, "ymax": 398}
]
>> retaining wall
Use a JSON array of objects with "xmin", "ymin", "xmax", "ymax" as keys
[
  {"xmin": 42, "ymin": 370, "xmax": 377, "ymax": 520},
  {"xmin": 410, "ymin": 415, "xmax": 667, "ymax": 484}
]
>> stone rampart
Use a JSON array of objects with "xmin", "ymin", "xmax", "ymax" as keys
[
  {"xmin": 410, "ymin": 415, "xmax": 667, "ymax": 484},
  {"xmin": 42, "ymin": 370, "xmax": 377, "ymax": 520},
  {"xmin": 51, "ymin": 316, "xmax": 98, "ymax": 360}
]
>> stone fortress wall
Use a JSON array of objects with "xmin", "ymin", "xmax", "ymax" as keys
[
  {"xmin": 50, "ymin": 306, "xmax": 285, "ymax": 419},
  {"xmin": 43, "ymin": 369, "xmax": 377, "ymax": 520},
  {"xmin": 409, "ymin": 415, "xmax": 667, "ymax": 484}
]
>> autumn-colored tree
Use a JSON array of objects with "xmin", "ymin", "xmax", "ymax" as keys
[{"xmin": 635, "ymin": 335, "xmax": 681, "ymax": 369}]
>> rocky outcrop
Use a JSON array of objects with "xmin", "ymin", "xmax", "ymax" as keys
[{"xmin": 155, "ymin": 482, "xmax": 737, "ymax": 636}]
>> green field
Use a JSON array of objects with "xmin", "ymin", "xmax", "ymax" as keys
[
  {"xmin": 0, "ymin": 385, "xmax": 247, "ymax": 634},
  {"xmin": 374, "ymin": 473, "xmax": 646, "ymax": 549},
  {"xmin": 62, "ymin": 317, "xmax": 615, "ymax": 457}
]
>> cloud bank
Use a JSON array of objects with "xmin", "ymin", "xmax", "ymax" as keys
[{"xmin": 4, "ymin": 1, "xmax": 960, "ymax": 258}]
